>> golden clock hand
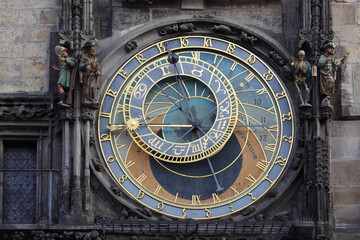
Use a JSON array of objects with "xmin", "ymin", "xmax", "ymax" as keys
[
  {"xmin": 107, "ymin": 123, "xmax": 193, "ymax": 131},
  {"xmin": 200, "ymin": 124, "xmax": 269, "ymax": 128},
  {"xmin": 167, "ymin": 50, "xmax": 196, "ymax": 123},
  {"xmin": 194, "ymin": 129, "xmax": 224, "ymax": 191}
]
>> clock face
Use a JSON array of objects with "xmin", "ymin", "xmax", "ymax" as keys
[{"xmin": 98, "ymin": 36, "xmax": 296, "ymax": 219}]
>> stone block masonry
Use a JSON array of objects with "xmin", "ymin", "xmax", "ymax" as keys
[
  {"xmin": 332, "ymin": 1, "xmax": 360, "ymax": 117},
  {"xmin": 0, "ymin": 0, "xmax": 61, "ymax": 94}
]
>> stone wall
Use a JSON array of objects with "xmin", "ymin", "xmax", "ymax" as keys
[
  {"xmin": 331, "ymin": 1, "xmax": 360, "ymax": 239},
  {"xmin": 112, "ymin": 0, "xmax": 283, "ymax": 39},
  {"xmin": 332, "ymin": 1, "xmax": 360, "ymax": 117},
  {"xmin": 331, "ymin": 121, "xmax": 360, "ymax": 239},
  {"xmin": 0, "ymin": 0, "xmax": 60, "ymax": 94}
]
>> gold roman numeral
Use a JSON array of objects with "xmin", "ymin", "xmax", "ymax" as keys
[
  {"xmin": 264, "ymin": 143, "xmax": 276, "ymax": 152},
  {"xmin": 230, "ymin": 62, "xmax": 237, "ymax": 72},
  {"xmin": 212, "ymin": 193, "xmax": 221, "ymax": 203},
  {"xmin": 244, "ymin": 73, "xmax": 255, "ymax": 83},
  {"xmin": 266, "ymin": 125, "xmax": 278, "ymax": 132},
  {"xmin": 100, "ymin": 112, "xmax": 111, "ymax": 118},
  {"xmin": 256, "ymin": 159, "xmax": 269, "ymax": 171},
  {"xmin": 192, "ymin": 195, "xmax": 201, "ymax": 205},
  {"xmin": 136, "ymin": 173, "xmax": 147, "ymax": 184},
  {"xmin": 191, "ymin": 52, "xmax": 200, "ymax": 64},
  {"xmin": 245, "ymin": 174, "xmax": 256, "ymax": 184},
  {"xmin": 154, "ymin": 185, "xmax": 162, "ymax": 195},
  {"xmin": 256, "ymin": 88, "xmax": 267, "ymax": 95},
  {"xmin": 125, "ymin": 160, "xmax": 135, "ymax": 168},
  {"xmin": 231, "ymin": 185, "xmax": 240, "ymax": 196}
]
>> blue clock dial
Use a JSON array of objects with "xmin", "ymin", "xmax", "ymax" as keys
[{"xmin": 98, "ymin": 36, "xmax": 296, "ymax": 219}]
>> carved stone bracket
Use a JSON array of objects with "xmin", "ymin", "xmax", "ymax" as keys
[
  {"xmin": 159, "ymin": 23, "xmax": 197, "ymax": 36},
  {"xmin": 81, "ymin": 105, "xmax": 98, "ymax": 121},
  {"xmin": 212, "ymin": 24, "xmax": 236, "ymax": 35},
  {"xmin": 125, "ymin": 40, "xmax": 138, "ymax": 52},
  {"xmin": 92, "ymin": 158, "xmax": 103, "ymax": 172},
  {"xmin": 0, "ymin": 104, "xmax": 49, "ymax": 120},
  {"xmin": 0, "ymin": 97, "xmax": 50, "ymax": 121},
  {"xmin": 269, "ymin": 51, "xmax": 287, "ymax": 66},
  {"xmin": 299, "ymin": 104, "xmax": 313, "ymax": 120},
  {"xmin": 320, "ymin": 105, "xmax": 333, "ymax": 120},
  {"xmin": 59, "ymin": 107, "xmax": 74, "ymax": 121},
  {"xmin": 239, "ymin": 31, "xmax": 257, "ymax": 45}
]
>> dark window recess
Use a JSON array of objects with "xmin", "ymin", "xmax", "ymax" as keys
[{"xmin": 3, "ymin": 141, "xmax": 37, "ymax": 224}]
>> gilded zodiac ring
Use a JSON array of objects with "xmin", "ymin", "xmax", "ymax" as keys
[{"xmin": 122, "ymin": 57, "xmax": 238, "ymax": 163}]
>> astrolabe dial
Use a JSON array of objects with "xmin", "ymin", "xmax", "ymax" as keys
[
  {"xmin": 97, "ymin": 36, "xmax": 296, "ymax": 219},
  {"xmin": 118, "ymin": 55, "xmax": 238, "ymax": 163}
]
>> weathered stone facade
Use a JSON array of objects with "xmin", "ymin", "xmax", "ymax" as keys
[
  {"xmin": 330, "ymin": 1, "xmax": 360, "ymax": 239},
  {"xmin": 0, "ymin": 0, "xmax": 61, "ymax": 94},
  {"xmin": 0, "ymin": 0, "xmax": 359, "ymax": 239}
]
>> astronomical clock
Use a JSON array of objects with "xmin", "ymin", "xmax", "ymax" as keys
[{"xmin": 96, "ymin": 33, "xmax": 296, "ymax": 220}]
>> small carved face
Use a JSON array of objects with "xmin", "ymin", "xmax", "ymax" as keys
[
  {"xmin": 326, "ymin": 47, "xmax": 334, "ymax": 55},
  {"xmin": 298, "ymin": 50, "xmax": 305, "ymax": 61},
  {"xmin": 87, "ymin": 46, "xmax": 95, "ymax": 56}
]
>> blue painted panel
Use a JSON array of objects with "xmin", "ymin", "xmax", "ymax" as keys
[
  {"xmin": 101, "ymin": 96, "xmax": 114, "ymax": 114},
  {"xmin": 268, "ymin": 164, "xmax": 282, "ymax": 180},
  {"xmin": 136, "ymin": 125, "xmax": 152, "ymax": 136},
  {"xmin": 211, "ymin": 205, "xmax": 231, "ymax": 218},
  {"xmin": 142, "ymin": 46, "xmax": 160, "ymax": 60},
  {"xmin": 212, "ymin": 40, "xmax": 229, "ymax": 52},
  {"xmin": 188, "ymin": 37, "xmax": 203, "ymax": 47},
  {"xmin": 110, "ymin": 75, "xmax": 125, "ymax": 92},
  {"xmin": 108, "ymin": 160, "xmax": 123, "ymax": 179},
  {"xmin": 99, "ymin": 118, "xmax": 110, "ymax": 135},
  {"xmin": 234, "ymin": 47, "xmax": 250, "ymax": 61},
  {"xmin": 252, "ymin": 181, "xmax": 270, "ymax": 198},
  {"xmin": 102, "ymin": 141, "xmax": 114, "ymax": 159},
  {"xmin": 252, "ymin": 61, "xmax": 268, "ymax": 76},
  {"xmin": 232, "ymin": 194, "xmax": 252, "ymax": 210},
  {"xmin": 129, "ymin": 107, "xmax": 143, "ymax": 119},
  {"xmin": 123, "ymin": 58, "xmax": 140, "ymax": 76},
  {"xmin": 267, "ymin": 79, "xmax": 283, "ymax": 96},
  {"xmin": 122, "ymin": 178, "xmax": 140, "ymax": 198},
  {"xmin": 162, "ymin": 204, "xmax": 183, "ymax": 218}
]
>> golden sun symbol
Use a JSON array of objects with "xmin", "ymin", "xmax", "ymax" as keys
[{"xmin": 126, "ymin": 117, "xmax": 140, "ymax": 131}]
